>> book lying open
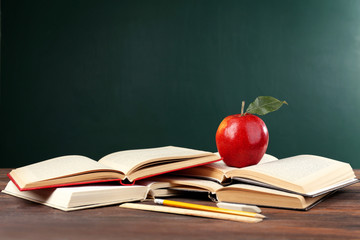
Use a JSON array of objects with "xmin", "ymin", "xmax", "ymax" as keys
[
  {"xmin": 146, "ymin": 176, "xmax": 331, "ymax": 210},
  {"xmin": 2, "ymin": 180, "xmax": 175, "ymax": 211},
  {"xmin": 8, "ymin": 146, "xmax": 220, "ymax": 191},
  {"xmin": 174, "ymin": 154, "xmax": 358, "ymax": 197}
]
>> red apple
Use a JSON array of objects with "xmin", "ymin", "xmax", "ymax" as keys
[{"xmin": 215, "ymin": 113, "xmax": 269, "ymax": 168}]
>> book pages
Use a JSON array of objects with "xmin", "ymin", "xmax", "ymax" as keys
[
  {"xmin": 233, "ymin": 155, "xmax": 341, "ymax": 183},
  {"xmin": 13, "ymin": 155, "xmax": 116, "ymax": 183},
  {"xmin": 98, "ymin": 146, "xmax": 213, "ymax": 175},
  {"xmin": 211, "ymin": 153, "xmax": 278, "ymax": 176},
  {"xmin": 2, "ymin": 181, "xmax": 148, "ymax": 211},
  {"xmin": 149, "ymin": 176, "xmax": 224, "ymax": 193}
]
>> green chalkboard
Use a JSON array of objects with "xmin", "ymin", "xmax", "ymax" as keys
[{"xmin": 1, "ymin": 0, "xmax": 360, "ymax": 168}]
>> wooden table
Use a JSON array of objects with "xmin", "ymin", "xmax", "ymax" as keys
[{"xmin": 0, "ymin": 169, "xmax": 359, "ymax": 240}]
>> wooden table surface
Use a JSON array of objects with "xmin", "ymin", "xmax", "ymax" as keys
[{"xmin": 0, "ymin": 168, "xmax": 359, "ymax": 240}]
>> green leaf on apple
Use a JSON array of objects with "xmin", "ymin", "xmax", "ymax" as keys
[{"xmin": 245, "ymin": 96, "xmax": 288, "ymax": 115}]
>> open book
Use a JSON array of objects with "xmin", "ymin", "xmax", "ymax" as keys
[
  {"xmin": 2, "ymin": 180, "xmax": 176, "ymax": 211},
  {"xmin": 8, "ymin": 146, "xmax": 220, "ymax": 191},
  {"xmin": 174, "ymin": 154, "xmax": 358, "ymax": 197},
  {"xmin": 146, "ymin": 176, "xmax": 330, "ymax": 210}
]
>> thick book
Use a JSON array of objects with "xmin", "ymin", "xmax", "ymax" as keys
[
  {"xmin": 174, "ymin": 154, "xmax": 359, "ymax": 197},
  {"xmin": 8, "ymin": 146, "xmax": 220, "ymax": 191},
  {"xmin": 2, "ymin": 180, "xmax": 176, "ymax": 211},
  {"xmin": 147, "ymin": 176, "xmax": 332, "ymax": 210}
]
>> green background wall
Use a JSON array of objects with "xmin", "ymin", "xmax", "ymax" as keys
[{"xmin": 1, "ymin": 0, "xmax": 360, "ymax": 168}]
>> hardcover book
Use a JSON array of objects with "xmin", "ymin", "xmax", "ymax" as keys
[
  {"xmin": 147, "ymin": 176, "xmax": 333, "ymax": 210},
  {"xmin": 8, "ymin": 146, "xmax": 220, "ymax": 191},
  {"xmin": 174, "ymin": 154, "xmax": 358, "ymax": 197},
  {"xmin": 2, "ymin": 180, "xmax": 174, "ymax": 211}
]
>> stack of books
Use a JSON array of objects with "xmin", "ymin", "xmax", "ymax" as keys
[
  {"xmin": 2, "ymin": 146, "xmax": 358, "ymax": 212},
  {"xmin": 149, "ymin": 153, "xmax": 359, "ymax": 210},
  {"xmin": 2, "ymin": 146, "xmax": 219, "ymax": 211}
]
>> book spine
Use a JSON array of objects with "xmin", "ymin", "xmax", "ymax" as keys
[{"xmin": 119, "ymin": 179, "xmax": 136, "ymax": 186}]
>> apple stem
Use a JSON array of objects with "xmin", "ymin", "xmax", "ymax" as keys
[{"xmin": 241, "ymin": 101, "xmax": 245, "ymax": 116}]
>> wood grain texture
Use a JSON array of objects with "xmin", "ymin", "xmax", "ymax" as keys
[{"xmin": 0, "ymin": 169, "xmax": 359, "ymax": 240}]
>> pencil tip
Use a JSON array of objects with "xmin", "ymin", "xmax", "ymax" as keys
[{"xmin": 256, "ymin": 214, "xmax": 267, "ymax": 219}]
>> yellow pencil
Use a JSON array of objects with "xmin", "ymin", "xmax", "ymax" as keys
[
  {"xmin": 120, "ymin": 203, "xmax": 262, "ymax": 223},
  {"xmin": 154, "ymin": 199, "xmax": 266, "ymax": 219}
]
